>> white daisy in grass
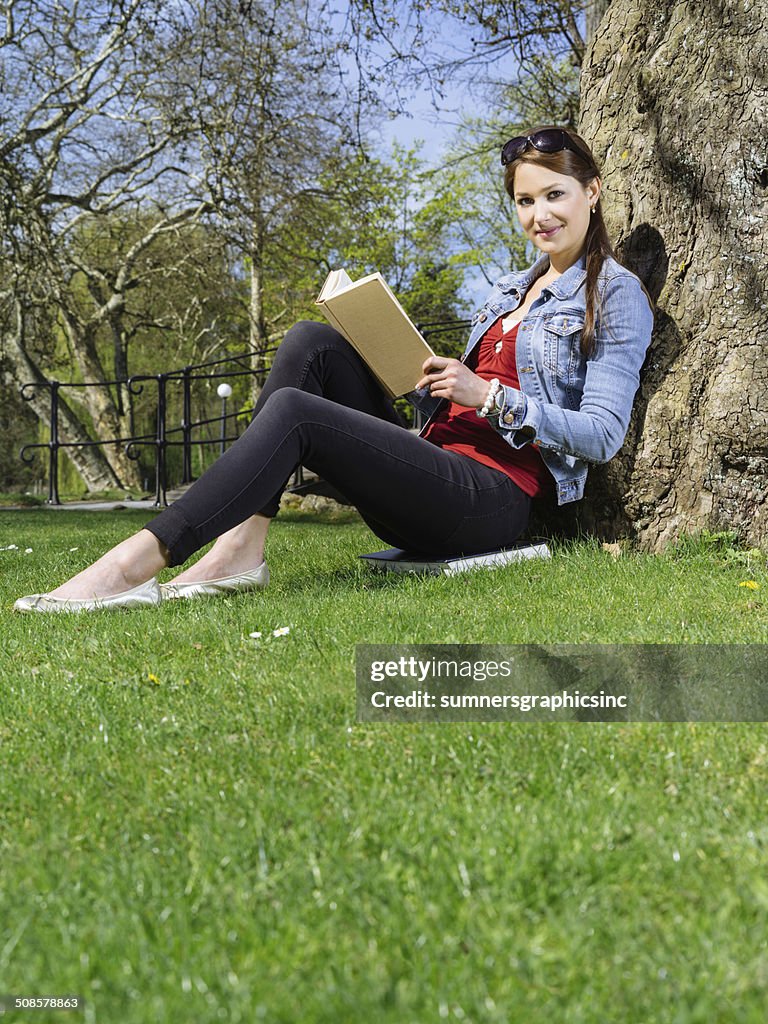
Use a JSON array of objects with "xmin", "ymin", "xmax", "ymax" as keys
[
  {"xmin": 272, "ymin": 626, "xmax": 290, "ymax": 637},
  {"xmin": 248, "ymin": 631, "xmax": 263, "ymax": 639}
]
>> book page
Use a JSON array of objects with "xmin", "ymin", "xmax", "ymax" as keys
[{"xmin": 317, "ymin": 268, "xmax": 354, "ymax": 302}]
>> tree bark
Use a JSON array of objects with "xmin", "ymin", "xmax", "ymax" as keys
[
  {"xmin": 575, "ymin": 0, "xmax": 768, "ymax": 550},
  {"xmin": 248, "ymin": 217, "xmax": 270, "ymax": 406},
  {"xmin": 586, "ymin": 0, "xmax": 613, "ymax": 43},
  {"xmin": 59, "ymin": 313, "xmax": 141, "ymax": 489}
]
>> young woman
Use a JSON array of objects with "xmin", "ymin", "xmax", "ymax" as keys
[{"xmin": 15, "ymin": 125, "xmax": 655, "ymax": 612}]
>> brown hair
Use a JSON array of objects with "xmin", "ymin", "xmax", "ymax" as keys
[{"xmin": 504, "ymin": 124, "xmax": 654, "ymax": 357}]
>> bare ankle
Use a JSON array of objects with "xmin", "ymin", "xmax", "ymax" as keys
[{"xmin": 114, "ymin": 532, "xmax": 169, "ymax": 581}]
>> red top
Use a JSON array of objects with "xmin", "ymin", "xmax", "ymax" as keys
[{"xmin": 423, "ymin": 317, "xmax": 553, "ymax": 498}]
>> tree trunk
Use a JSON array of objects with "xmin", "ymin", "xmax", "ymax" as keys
[
  {"xmin": 61, "ymin": 316, "xmax": 142, "ymax": 489},
  {"xmin": 109, "ymin": 311, "xmax": 142, "ymax": 488},
  {"xmin": 576, "ymin": 0, "xmax": 768, "ymax": 550},
  {"xmin": 2, "ymin": 336, "xmax": 123, "ymax": 493},
  {"xmin": 248, "ymin": 219, "xmax": 270, "ymax": 406}
]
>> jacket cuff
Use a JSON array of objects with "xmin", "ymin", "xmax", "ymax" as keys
[{"xmin": 494, "ymin": 385, "xmax": 543, "ymax": 448}]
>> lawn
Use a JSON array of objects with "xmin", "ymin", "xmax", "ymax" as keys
[{"xmin": 1, "ymin": 508, "xmax": 767, "ymax": 1023}]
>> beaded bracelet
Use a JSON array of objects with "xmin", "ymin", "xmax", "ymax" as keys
[{"xmin": 477, "ymin": 378, "xmax": 501, "ymax": 418}]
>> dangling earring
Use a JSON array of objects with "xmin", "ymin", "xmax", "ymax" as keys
[{"xmin": 590, "ymin": 205, "xmax": 596, "ymax": 215}]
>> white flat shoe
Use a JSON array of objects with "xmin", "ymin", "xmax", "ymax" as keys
[
  {"xmin": 14, "ymin": 577, "xmax": 162, "ymax": 613},
  {"xmin": 160, "ymin": 561, "xmax": 269, "ymax": 600}
]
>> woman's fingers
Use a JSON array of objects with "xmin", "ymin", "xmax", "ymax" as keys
[
  {"xmin": 415, "ymin": 356, "xmax": 456, "ymax": 390},
  {"xmin": 416, "ymin": 361, "xmax": 491, "ymax": 408},
  {"xmin": 421, "ymin": 355, "xmax": 450, "ymax": 374}
]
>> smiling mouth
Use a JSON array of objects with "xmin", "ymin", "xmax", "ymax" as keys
[{"xmin": 538, "ymin": 226, "xmax": 561, "ymax": 237}]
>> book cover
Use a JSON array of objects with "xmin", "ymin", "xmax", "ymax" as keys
[
  {"xmin": 359, "ymin": 543, "xmax": 552, "ymax": 576},
  {"xmin": 316, "ymin": 269, "xmax": 435, "ymax": 398}
]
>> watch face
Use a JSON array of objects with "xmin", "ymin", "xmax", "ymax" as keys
[{"xmin": 494, "ymin": 388, "xmax": 505, "ymax": 411}]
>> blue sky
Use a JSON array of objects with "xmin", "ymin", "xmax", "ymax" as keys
[{"xmin": 377, "ymin": 84, "xmax": 465, "ymax": 153}]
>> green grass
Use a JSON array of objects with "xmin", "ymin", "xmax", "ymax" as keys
[
  {"xmin": 1, "ymin": 510, "xmax": 767, "ymax": 1023},
  {"xmin": 0, "ymin": 491, "xmax": 46, "ymax": 507}
]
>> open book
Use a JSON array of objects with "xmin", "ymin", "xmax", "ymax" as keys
[{"xmin": 315, "ymin": 269, "xmax": 435, "ymax": 398}]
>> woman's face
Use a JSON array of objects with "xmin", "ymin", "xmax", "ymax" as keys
[{"xmin": 512, "ymin": 162, "xmax": 600, "ymax": 262}]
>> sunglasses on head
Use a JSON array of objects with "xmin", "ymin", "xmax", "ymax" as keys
[{"xmin": 501, "ymin": 129, "xmax": 592, "ymax": 166}]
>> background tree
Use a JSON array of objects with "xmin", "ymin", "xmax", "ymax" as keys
[
  {"xmin": 0, "ymin": 0, "xmax": 206, "ymax": 489},
  {"xmin": 345, "ymin": 0, "xmax": 588, "ymax": 107},
  {"xmin": 286, "ymin": 146, "xmax": 472, "ymax": 325},
  {"xmin": 52, "ymin": 215, "xmax": 248, "ymax": 478},
  {"xmin": 0, "ymin": 0, "xmax": 364, "ymax": 488},
  {"xmin": 152, "ymin": 0, "xmax": 377, "ymax": 396}
]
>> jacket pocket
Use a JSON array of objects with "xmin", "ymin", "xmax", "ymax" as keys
[{"xmin": 543, "ymin": 314, "xmax": 586, "ymax": 403}]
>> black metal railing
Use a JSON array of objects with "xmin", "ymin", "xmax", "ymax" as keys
[
  {"xmin": 19, "ymin": 318, "xmax": 471, "ymax": 508},
  {"xmin": 123, "ymin": 351, "xmax": 276, "ymax": 506},
  {"xmin": 20, "ymin": 349, "xmax": 275, "ymax": 507},
  {"xmin": 20, "ymin": 376, "xmax": 159, "ymax": 506}
]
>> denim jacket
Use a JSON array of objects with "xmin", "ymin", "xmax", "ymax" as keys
[{"xmin": 412, "ymin": 249, "xmax": 655, "ymax": 505}]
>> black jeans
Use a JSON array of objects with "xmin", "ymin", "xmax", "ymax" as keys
[{"xmin": 144, "ymin": 321, "xmax": 532, "ymax": 566}]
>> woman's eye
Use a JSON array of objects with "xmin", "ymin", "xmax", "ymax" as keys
[{"xmin": 519, "ymin": 191, "xmax": 563, "ymax": 205}]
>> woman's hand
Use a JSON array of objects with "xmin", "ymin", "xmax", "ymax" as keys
[{"xmin": 416, "ymin": 356, "xmax": 492, "ymax": 409}]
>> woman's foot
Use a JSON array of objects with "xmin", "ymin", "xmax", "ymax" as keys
[
  {"xmin": 168, "ymin": 515, "xmax": 269, "ymax": 585},
  {"xmin": 14, "ymin": 578, "xmax": 162, "ymax": 614},
  {"xmin": 40, "ymin": 531, "xmax": 169, "ymax": 601},
  {"xmin": 161, "ymin": 562, "xmax": 269, "ymax": 601}
]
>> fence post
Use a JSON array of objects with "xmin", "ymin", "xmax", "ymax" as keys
[
  {"xmin": 217, "ymin": 382, "xmax": 233, "ymax": 455},
  {"xmin": 180, "ymin": 365, "xmax": 193, "ymax": 484},
  {"xmin": 153, "ymin": 374, "xmax": 169, "ymax": 508},
  {"xmin": 46, "ymin": 380, "xmax": 61, "ymax": 506}
]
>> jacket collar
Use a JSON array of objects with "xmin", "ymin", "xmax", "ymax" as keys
[{"xmin": 497, "ymin": 248, "xmax": 587, "ymax": 300}]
